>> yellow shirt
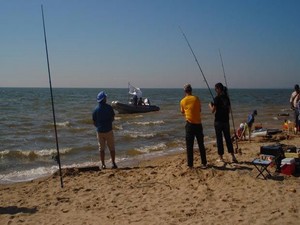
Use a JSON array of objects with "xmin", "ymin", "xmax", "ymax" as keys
[{"xmin": 180, "ymin": 95, "xmax": 201, "ymax": 124}]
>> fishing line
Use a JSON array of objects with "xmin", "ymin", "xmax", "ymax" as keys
[
  {"xmin": 218, "ymin": 49, "xmax": 239, "ymax": 152},
  {"xmin": 179, "ymin": 26, "xmax": 214, "ymax": 100},
  {"xmin": 41, "ymin": 4, "xmax": 64, "ymax": 188}
]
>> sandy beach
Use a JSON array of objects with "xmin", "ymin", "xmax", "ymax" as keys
[{"xmin": 1, "ymin": 134, "xmax": 299, "ymax": 225}]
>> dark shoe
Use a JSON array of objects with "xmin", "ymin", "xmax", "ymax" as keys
[
  {"xmin": 232, "ymin": 155, "xmax": 238, "ymax": 163},
  {"xmin": 101, "ymin": 164, "xmax": 106, "ymax": 169},
  {"xmin": 112, "ymin": 163, "xmax": 118, "ymax": 169}
]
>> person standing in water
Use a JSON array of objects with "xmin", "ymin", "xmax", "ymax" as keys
[{"xmin": 209, "ymin": 83, "xmax": 237, "ymax": 163}]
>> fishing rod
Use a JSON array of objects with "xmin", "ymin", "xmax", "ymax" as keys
[
  {"xmin": 218, "ymin": 49, "xmax": 239, "ymax": 153},
  {"xmin": 41, "ymin": 5, "xmax": 63, "ymax": 188},
  {"xmin": 179, "ymin": 26, "xmax": 214, "ymax": 100}
]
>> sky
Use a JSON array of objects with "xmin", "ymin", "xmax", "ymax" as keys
[{"xmin": 0, "ymin": 0, "xmax": 299, "ymax": 89}]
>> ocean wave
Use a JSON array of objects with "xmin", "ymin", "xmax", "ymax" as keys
[
  {"xmin": 130, "ymin": 120, "xmax": 165, "ymax": 126},
  {"xmin": 134, "ymin": 143, "xmax": 167, "ymax": 153},
  {"xmin": 114, "ymin": 124, "xmax": 123, "ymax": 130},
  {"xmin": 56, "ymin": 121, "xmax": 71, "ymax": 127},
  {"xmin": 68, "ymin": 126, "xmax": 91, "ymax": 133},
  {"xmin": 0, "ymin": 166, "xmax": 58, "ymax": 184},
  {"xmin": 122, "ymin": 130, "xmax": 156, "ymax": 138},
  {"xmin": 133, "ymin": 115, "xmax": 144, "ymax": 118},
  {"xmin": 77, "ymin": 118, "xmax": 93, "ymax": 125},
  {"xmin": 43, "ymin": 121, "xmax": 72, "ymax": 129},
  {"xmin": 0, "ymin": 148, "xmax": 73, "ymax": 160}
]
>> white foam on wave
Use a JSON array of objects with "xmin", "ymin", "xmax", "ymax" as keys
[
  {"xmin": 127, "ymin": 131, "xmax": 155, "ymax": 138},
  {"xmin": 0, "ymin": 150, "xmax": 10, "ymax": 157},
  {"xmin": 134, "ymin": 143, "xmax": 167, "ymax": 153},
  {"xmin": 0, "ymin": 147, "xmax": 73, "ymax": 158},
  {"xmin": 56, "ymin": 121, "xmax": 71, "ymax": 127},
  {"xmin": 0, "ymin": 162, "xmax": 99, "ymax": 184},
  {"xmin": 35, "ymin": 148, "xmax": 73, "ymax": 156},
  {"xmin": 114, "ymin": 124, "xmax": 123, "ymax": 130},
  {"xmin": 0, "ymin": 166, "xmax": 58, "ymax": 184},
  {"xmin": 133, "ymin": 115, "xmax": 143, "ymax": 118},
  {"xmin": 131, "ymin": 120, "xmax": 165, "ymax": 126}
]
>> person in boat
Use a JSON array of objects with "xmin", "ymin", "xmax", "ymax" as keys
[
  {"xmin": 209, "ymin": 82, "xmax": 237, "ymax": 163},
  {"xmin": 290, "ymin": 84, "xmax": 300, "ymax": 133},
  {"xmin": 144, "ymin": 98, "xmax": 151, "ymax": 105},
  {"xmin": 246, "ymin": 109, "xmax": 257, "ymax": 142},
  {"xmin": 180, "ymin": 83, "xmax": 207, "ymax": 169},
  {"xmin": 133, "ymin": 94, "xmax": 138, "ymax": 106},
  {"xmin": 92, "ymin": 91, "xmax": 118, "ymax": 169},
  {"xmin": 138, "ymin": 97, "xmax": 144, "ymax": 106}
]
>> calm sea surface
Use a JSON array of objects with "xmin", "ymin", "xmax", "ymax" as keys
[{"xmin": 0, "ymin": 88, "xmax": 293, "ymax": 183}]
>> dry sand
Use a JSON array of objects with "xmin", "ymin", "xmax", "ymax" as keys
[{"xmin": 1, "ymin": 134, "xmax": 299, "ymax": 225}]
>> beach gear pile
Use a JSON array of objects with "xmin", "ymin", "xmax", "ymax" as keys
[{"xmin": 254, "ymin": 144, "xmax": 300, "ymax": 178}]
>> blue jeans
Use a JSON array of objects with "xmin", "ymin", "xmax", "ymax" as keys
[
  {"xmin": 214, "ymin": 121, "xmax": 234, "ymax": 156},
  {"xmin": 185, "ymin": 122, "xmax": 207, "ymax": 167}
]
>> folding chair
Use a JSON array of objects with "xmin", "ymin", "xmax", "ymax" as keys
[{"xmin": 252, "ymin": 157, "xmax": 272, "ymax": 180}]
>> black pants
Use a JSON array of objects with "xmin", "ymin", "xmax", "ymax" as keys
[
  {"xmin": 185, "ymin": 122, "xmax": 207, "ymax": 167},
  {"xmin": 214, "ymin": 121, "xmax": 234, "ymax": 156}
]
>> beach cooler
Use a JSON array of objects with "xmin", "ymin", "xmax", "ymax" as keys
[{"xmin": 281, "ymin": 158, "xmax": 296, "ymax": 175}]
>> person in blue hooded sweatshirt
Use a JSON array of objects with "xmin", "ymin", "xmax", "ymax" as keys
[
  {"xmin": 93, "ymin": 91, "xmax": 117, "ymax": 169},
  {"xmin": 246, "ymin": 110, "xmax": 257, "ymax": 142}
]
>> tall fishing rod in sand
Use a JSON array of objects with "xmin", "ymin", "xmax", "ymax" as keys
[
  {"xmin": 218, "ymin": 49, "xmax": 239, "ymax": 153},
  {"xmin": 41, "ymin": 5, "xmax": 63, "ymax": 188},
  {"xmin": 179, "ymin": 26, "xmax": 214, "ymax": 100}
]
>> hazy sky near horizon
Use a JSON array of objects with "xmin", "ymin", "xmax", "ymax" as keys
[{"xmin": 1, "ymin": 0, "xmax": 299, "ymax": 89}]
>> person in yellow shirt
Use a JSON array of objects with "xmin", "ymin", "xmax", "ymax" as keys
[{"xmin": 180, "ymin": 84, "xmax": 207, "ymax": 168}]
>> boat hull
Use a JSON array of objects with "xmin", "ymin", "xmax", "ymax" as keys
[{"xmin": 111, "ymin": 101, "xmax": 160, "ymax": 114}]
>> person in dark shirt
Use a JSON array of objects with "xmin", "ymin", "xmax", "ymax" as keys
[
  {"xmin": 209, "ymin": 83, "xmax": 237, "ymax": 163},
  {"xmin": 133, "ymin": 94, "xmax": 138, "ymax": 106},
  {"xmin": 138, "ymin": 97, "xmax": 144, "ymax": 106},
  {"xmin": 93, "ymin": 91, "xmax": 117, "ymax": 169}
]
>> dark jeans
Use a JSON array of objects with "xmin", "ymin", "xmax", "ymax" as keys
[
  {"xmin": 185, "ymin": 122, "xmax": 207, "ymax": 167},
  {"xmin": 214, "ymin": 121, "xmax": 234, "ymax": 156}
]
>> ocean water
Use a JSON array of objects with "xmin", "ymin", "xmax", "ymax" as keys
[{"xmin": 0, "ymin": 87, "xmax": 293, "ymax": 183}]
